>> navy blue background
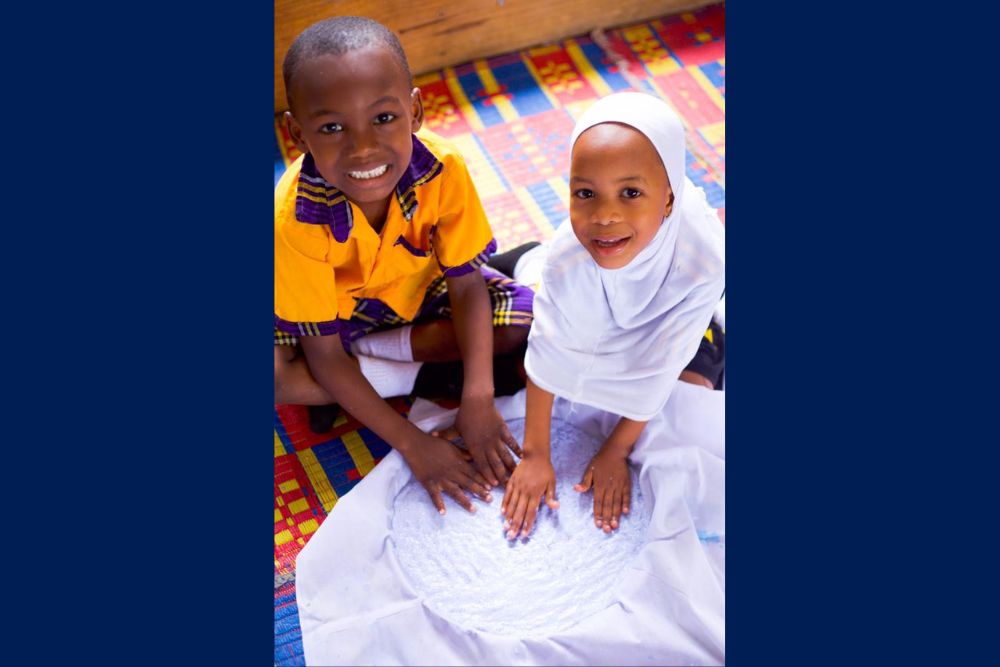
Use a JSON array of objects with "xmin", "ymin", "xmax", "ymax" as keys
[
  {"xmin": 4, "ymin": 2, "xmax": 274, "ymax": 662},
  {"xmin": 726, "ymin": 3, "xmax": 994, "ymax": 663},
  {"xmin": 2, "ymin": 1, "xmax": 993, "ymax": 663}
]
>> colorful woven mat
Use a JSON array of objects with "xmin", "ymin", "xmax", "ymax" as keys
[{"xmin": 273, "ymin": 4, "xmax": 724, "ymax": 663}]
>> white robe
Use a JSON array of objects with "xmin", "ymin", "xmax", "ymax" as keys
[{"xmin": 525, "ymin": 92, "xmax": 725, "ymax": 421}]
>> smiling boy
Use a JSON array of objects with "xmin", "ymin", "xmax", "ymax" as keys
[{"xmin": 274, "ymin": 17, "xmax": 534, "ymax": 513}]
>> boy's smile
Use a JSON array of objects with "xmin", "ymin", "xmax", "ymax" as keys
[
  {"xmin": 285, "ymin": 47, "xmax": 423, "ymax": 227},
  {"xmin": 569, "ymin": 122, "xmax": 674, "ymax": 270}
]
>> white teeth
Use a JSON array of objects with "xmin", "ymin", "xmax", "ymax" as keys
[
  {"xmin": 348, "ymin": 164, "xmax": 388, "ymax": 179},
  {"xmin": 594, "ymin": 238, "xmax": 626, "ymax": 247}
]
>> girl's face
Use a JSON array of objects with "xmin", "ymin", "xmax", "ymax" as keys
[{"xmin": 569, "ymin": 123, "xmax": 674, "ymax": 270}]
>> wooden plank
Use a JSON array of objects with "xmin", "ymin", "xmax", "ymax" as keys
[{"xmin": 275, "ymin": 0, "xmax": 718, "ymax": 112}]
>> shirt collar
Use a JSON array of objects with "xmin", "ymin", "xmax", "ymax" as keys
[{"xmin": 294, "ymin": 134, "xmax": 443, "ymax": 242}]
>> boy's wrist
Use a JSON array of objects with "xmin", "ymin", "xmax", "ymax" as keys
[
  {"xmin": 460, "ymin": 384, "xmax": 495, "ymax": 402},
  {"xmin": 393, "ymin": 424, "xmax": 427, "ymax": 457}
]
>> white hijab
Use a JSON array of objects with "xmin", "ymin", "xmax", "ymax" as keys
[{"xmin": 524, "ymin": 92, "xmax": 725, "ymax": 421}]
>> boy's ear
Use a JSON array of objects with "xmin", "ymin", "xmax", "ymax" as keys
[
  {"xmin": 284, "ymin": 111, "xmax": 310, "ymax": 154},
  {"xmin": 410, "ymin": 87, "xmax": 424, "ymax": 133}
]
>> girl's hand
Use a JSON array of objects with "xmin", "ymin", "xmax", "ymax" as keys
[
  {"xmin": 574, "ymin": 449, "xmax": 631, "ymax": 532},
  {"xmin": 501, "ymin": 454, "xmax": 559, "ymax": 539}
]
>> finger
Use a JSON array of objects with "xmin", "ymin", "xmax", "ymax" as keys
[
  {"xmin": 472, "ymin": 466, "xmax": 492, "ymax": 489},
  {"xmin": 622, "ymin": 479, "xmax": 631, "ymax": 515},
  {"xmin": 505, "ymin": 491, "xmax": 525, "ymax": 538},
  {"xmin": 501, "ymin": 423, "xmax": 523, "ymax": 458},
  {"xmin": 486, "ymin": 448, "xmax": 508, "ymax": 485},
  {"xmin": 502, "ymin": 486, "xmax": 518, "ymax": 531},
  {"xmin": 497, "ymin": 444, "xmax": 517, "ymax": 474},
  {"xmin": 432, "ymin": 431, "xmax": 471, "ymax": 460},
  {"xmin": 431, "ymin": 425, "xmax": 461, "ymax": 441},
  {"xmin": 594, "ymin": 485, "xmax": 607, "ymax": 529},
  {"xmin": 474, "ymin": 451, "xmax": 500, "ymax": 487},
  {"xmin": 424, "ymin": 484, "xmax": 446, "ymax": 515},
  {"xmin": 508, "ymin": 493, "xmax": 530, "ymax": 540},
  {"xmin": 545, "ymin": 482, "xmax": 560, "ymax": 510},
  {"xmin": 601, "ymin": 487, "xmax": 613, "ymax": 533},
  {"xmin": 523, "ymin": 497, "xmax": 540, "ymax": 537},
  {"xmin": 474, "ymin": 474, "xmax": 494, "ymax": 502},
  {"xmin": 472, "ymin": 469, "xmax": 491, "ymax": 490},
  {"xmin": 611, "ymin": 486, "xmax": 622, "ymax": 529},
  {"xmin": 501, "ymin": 477, "xmax": 514, "ymax": 515},
  {"xmin": 574, "ymin": 467, "xmax": 594, "ymax": 493},
  {"xmin": 461, "ymin": 471, "xmax": 493, "ymax": 502},
  {"xmin": 442, "ymin": 481, "xmax": 475, "ymax": 513}
]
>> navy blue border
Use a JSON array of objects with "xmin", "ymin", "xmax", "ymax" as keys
[
  {"xmin": 729, "ymin": 3, "xmax": 993, "ymax": 663},
  {"xmin": 5, "ymin": 3, "xmax": 274, "ymax": 662}
]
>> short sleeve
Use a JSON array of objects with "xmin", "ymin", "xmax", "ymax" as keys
[
  {"xmin": 274, "ymin": 219, "xmax": 341, "ymax": 336},
  {"xmin": 431, "ymin": 152, "xmax": 496, "ymax": 277}
]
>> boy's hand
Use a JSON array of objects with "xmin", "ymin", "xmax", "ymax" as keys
[
  {"xmin": 501, "ymin": 454, "xmax": 559, "ymax": 539},
  {"xmin": 454, "ymin": 396, "xmax": 523, "ymax": 487},
  {"xmin": 402, "ymin": 432, "xmax": 494, "ymax": 514},
  {"xmin": 574, "ymin": 449, "xmax": 631, "ymax": 533}
]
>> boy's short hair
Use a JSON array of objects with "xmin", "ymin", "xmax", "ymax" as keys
[{"xmin": 283, "ymin": 16, "xmax": 413, "ymax": 110}]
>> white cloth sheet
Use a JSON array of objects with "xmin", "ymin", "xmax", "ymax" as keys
[
  {"xmin": 392, "ymin": 417, "xmax": 651, "ymax": 638},
  {"xmin": 296, "ymin": 384, "xmax": 725, "ymax": 665}
]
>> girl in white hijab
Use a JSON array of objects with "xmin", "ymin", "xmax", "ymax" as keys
[{"xmin": 501, "ymin": 91, "xmax": 725, "ymax": 539}]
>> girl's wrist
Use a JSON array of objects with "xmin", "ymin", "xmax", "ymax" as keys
[
  {"xmin": 521, "ymin": 444, "xmax": 551, "ymax": 462},
  {"xmin": 600, "ymin": 439, "xmax": 633, "ymax": 459}
]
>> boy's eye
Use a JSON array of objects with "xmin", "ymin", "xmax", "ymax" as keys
[
  {"xmin": 573, "ymin": 189, "xmax": 594, "ymax": 199},
  {"xmin": 319, "ymin": 122, "xmax": 343, "ymax": 134},
  {"xmin": 374, "ymin": 112, "xmax": 397, "ymax": 124},
  {"xmin": 622, "ymin": 188, "xmax": 642, "ymax": 198}
]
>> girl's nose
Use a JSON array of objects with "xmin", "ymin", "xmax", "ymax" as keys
[{"xmin": 592, "ymin": 200, "xmax": 620, "ymax": 225}]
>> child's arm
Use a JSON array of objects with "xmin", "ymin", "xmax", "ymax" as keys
[
  {"xmin": 299, "ymin": 335, "xmax": 492, "ymax": 514},
  {"xmin": 501, "ymin": 378, "xmax": 559, "ymax": 539},
  {"xmin": 574, "ymin": 417, "xmax": 648, "ymax": 532},
  {"xmin": 445, "ymin": 270, "xmax": 522, "ymax": 486}
]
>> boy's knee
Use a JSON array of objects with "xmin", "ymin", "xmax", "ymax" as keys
[
  {"xmin": 494, "ymin": 325, "xmax": 529, "ymax": 354},
  {"xmin": 274, "ymin": 346, "xmax": 295, "ymax": 386}
]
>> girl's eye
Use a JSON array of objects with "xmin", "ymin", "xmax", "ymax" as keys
[
  {"xmin": 573, "ymin": 189, "xmax": 594, "ymax": 199},
  {"xmin": 319, "ymin": 123, "xmax": 343, "ymax": 134},
  {"xmin": 622, "ymin": 188, "xmax": 642, "ymax": 198},
  {"xmin": 374, "ymin": 113, "xmax": 396, "ymax": 124}
]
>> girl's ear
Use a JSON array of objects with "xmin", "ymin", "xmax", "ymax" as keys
[
  {"xmin": 663, "ymin": 188, "xmax": 675, "ymax": 218},
  {"xmin": 410, "ymin": 87, "xmax": 424, "ymax": 133},
  {"xmin": 284, "ymin": 111, "xmax": 309, "ymax": 154}
]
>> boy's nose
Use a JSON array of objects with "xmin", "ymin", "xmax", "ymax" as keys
[{"xmin": 348, "ymin": 127, "xmax": 379, "ymax": 157}]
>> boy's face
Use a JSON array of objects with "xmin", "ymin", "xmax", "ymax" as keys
[
  {"xmin": 285, "ymin": 47, "xmax": 423, "ymax": 214},
  {"xmin": 569, "ymin": 123, "xmax": 674, "ymax": 270}
]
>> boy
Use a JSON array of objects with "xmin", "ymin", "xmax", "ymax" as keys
[{"xmin": 274, "ymin": 17, "xmax": 534, "ymax": 514}]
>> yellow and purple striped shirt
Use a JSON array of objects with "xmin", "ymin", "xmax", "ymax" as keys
[{"xmin": 274, "ymin": 129, "xmax": 496, "ymax": 338}]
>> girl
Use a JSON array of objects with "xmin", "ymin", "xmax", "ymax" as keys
[{"xmin": 501, "ymin": 92, "xmax": 725, "ymax": 538}]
